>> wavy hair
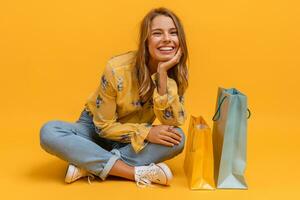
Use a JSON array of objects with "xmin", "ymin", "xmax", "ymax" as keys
[{"xmin": 135, "ymin": 7, "xmax": 189, "ymax": 103}]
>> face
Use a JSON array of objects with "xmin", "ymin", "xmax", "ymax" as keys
[{"xmin": 147, "ymin": 15, "xmax": 179, "ymax": 63}]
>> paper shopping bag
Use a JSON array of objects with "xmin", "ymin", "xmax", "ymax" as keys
[
  {"xmin": 184, "ymin": 115, "xmax": 215, "ymax": 190},
  {"xmin": 212, "ymin": 87, "xmax": 250, "ymax": 189}
]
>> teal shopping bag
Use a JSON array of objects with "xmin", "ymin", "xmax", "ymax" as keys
[{"xmin": 212, "ymin": 87, "xmax": 250, "ymax": 189}]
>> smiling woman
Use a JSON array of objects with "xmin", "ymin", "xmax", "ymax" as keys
[
  {"xmin": 40, "ymin": 7, "xmax": 189, "ymax": 188},
  {"xmin": 148, "ymin": 16, "xmax": 180, "ymax": 63},
  {"xmin": 136, "ymin": 8, "xmax": 188, "ymax": 103}
]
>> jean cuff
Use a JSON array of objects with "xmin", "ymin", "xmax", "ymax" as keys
[{"xmin": 98, "ymin": 149, "xmax": 121, "ymax": 180}]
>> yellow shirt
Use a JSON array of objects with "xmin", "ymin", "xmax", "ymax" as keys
[{"xmin": 84, "ymin": 51, "xmax": 187, "ymax": 153}]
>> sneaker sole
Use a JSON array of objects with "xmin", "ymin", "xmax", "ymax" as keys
[
  {"xmin": 65, "ymin": 164, "xmax": 76, "ymax": 183},
  {"xmin": 157, "ymin": 163, "xmax": 173, "ymax": 185}
]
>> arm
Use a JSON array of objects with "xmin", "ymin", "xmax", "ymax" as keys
[
  {"xmin": 151, "ymin": 71, "xmax": 187, "ymax": 126},
  {"xmin": 87, "ymin": 62, "xmax": 151, "ymax": 153}
]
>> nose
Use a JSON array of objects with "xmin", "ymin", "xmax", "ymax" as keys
[{"xmin": 162, "ymin": 32, "xmax": 171, "ymax": 42}]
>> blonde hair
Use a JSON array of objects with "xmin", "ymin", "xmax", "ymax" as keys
[{"xmin": 135, "ymin": 7, "xmax": 189, "ymax": 103}]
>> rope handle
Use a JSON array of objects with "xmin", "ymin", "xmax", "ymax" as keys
[{"xmin": 212, "ymin": 96, "xmax": 251, "ymax": 121}]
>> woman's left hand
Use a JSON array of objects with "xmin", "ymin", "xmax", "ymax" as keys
[{"xmin": 157, "ymin": 48, "xmax": 182, "ymax": 73}]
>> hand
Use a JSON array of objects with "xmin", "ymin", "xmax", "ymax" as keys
[
  {"xmin": 157, "ymin": 47, "xmax": 182, "ymax": 73},
  {"xmin": 146, "ymin": 125, "xmax": 182, "ymax": 147}
]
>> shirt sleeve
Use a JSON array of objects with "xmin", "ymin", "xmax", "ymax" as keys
[
  {"xmin": 88, "ymin": 62, "xmax": 152, "ymax": 153},
  {"xmin": 151, "ymin": 72, "xmax": 187, "ymax": 126}
]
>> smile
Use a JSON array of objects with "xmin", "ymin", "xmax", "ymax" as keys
[
  {"xmin": 157, "ymin": 46, "xmax": 175, "ymax": 54},
  {"xmin": 158, "ymin": 46, "xmax": 174, "ymax": 50}
]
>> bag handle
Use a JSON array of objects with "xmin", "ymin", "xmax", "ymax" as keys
[{"xmin": 212, "ymin": 96, "xmax": 251, "ymax": 121}]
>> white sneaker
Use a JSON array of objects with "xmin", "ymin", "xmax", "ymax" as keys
[
  {"xmin": 134, "ymin": 163, "xmax": 173, "ymax": 187},
  {"xmin": 65, "ymin": 164, "xmax": 94, "ymax": 184}
]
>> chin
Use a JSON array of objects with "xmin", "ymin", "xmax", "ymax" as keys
[{"xmin": 156, "ymin": 54, "xmax": 175, "ymax": 62}]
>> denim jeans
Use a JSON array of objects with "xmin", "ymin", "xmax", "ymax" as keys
[{"xmin": 40, "ymin": 110, "xmax": 185, "ymax": 180}]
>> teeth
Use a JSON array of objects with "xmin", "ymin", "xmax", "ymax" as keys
[{"xmin": 159, "ymin": 47, "xmax": 173, "ymax": 51}]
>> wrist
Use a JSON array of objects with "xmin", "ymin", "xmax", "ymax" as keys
[
  {"xmin": 157, "ymin": 65, "xmax": 167, "ymax": 74},
  {"xmin": 146, "ymin": 128, "xmax": 152, "ymax": 140}
]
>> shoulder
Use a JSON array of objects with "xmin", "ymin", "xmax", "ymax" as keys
[
  {"xmin": 107, "ymin": 51, "xmax": 137, "ymax": 70},
  {"xmin": 103, "ymin": 51, "xmax": 137, "ymax": 88}
]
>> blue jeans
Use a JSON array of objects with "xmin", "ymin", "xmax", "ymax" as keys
[{"xmin": 40, "ymin": 110, "xmax": 185, "ymax": 180}]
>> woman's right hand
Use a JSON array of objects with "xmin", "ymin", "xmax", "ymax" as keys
[{"xmin": 146, "ymin": 125, "xmax": 182, "ymax": 147}]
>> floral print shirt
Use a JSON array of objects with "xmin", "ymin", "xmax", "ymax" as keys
[{"xmin": 84, "ymin": 51, "xmax": 187, "ymax": 153}]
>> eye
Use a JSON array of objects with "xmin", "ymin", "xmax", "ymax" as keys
[
  {"xmin": 171, "ymin": 31, "xmax": 178, "ymax": 35},
  {"xmin": 152, "ymin": 32, "xmax": 161, "ymax": 35}
]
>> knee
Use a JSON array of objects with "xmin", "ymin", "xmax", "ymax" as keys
[
  {"xmin": 172, "ymin": 127, "xmax": 186, "ymax": 155},
  {"xmin": 40, "ymin": 120, "xmax": 62, "ymax": 147}
]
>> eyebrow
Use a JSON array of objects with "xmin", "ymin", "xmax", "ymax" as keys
[{"xmin": 151, "ymin": 28, "xmax": 177, "ymax": 32}]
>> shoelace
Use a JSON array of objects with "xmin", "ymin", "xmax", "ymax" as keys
[
  {"xmin": 135, "ymin": 163, "xmax": 159, "ymax": 188},
  {"xmin": 136, "ymin": 178, "xmax": 154, "ymax": 188},
  {"xmin": 87, "ymin": 174, "xmax": 95, "ymax": 184}
]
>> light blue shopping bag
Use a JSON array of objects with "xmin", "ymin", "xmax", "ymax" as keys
[{"xmin": 212, "ymin": 87, "xmax": 251, "ymax": 189}]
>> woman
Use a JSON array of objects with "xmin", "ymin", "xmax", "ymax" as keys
[{"xmin": 40, "ymin": 7, "xmax": 188, "ymax": 187}]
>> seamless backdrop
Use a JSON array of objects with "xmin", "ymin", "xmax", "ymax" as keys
[{"xmin": 0, "ymin": 0, "xmax": 299, "ymax": 199}]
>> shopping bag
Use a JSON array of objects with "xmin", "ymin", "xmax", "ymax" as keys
[
  {"xmin": 212, "ymin": 87, "xmax": 250, "ymax": 189},
  {"xmin": 184, "ymin": 115, "xmax": 215, "ymax": 190}
]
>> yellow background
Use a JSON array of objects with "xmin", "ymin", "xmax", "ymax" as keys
[{"xmin": 1, "ymin": 0, "xmax": 299, "ymax": 199}]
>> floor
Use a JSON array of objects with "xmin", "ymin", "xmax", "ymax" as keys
[{"xmin": 1, "ymin": 114, "xmax": 299, "ymax": 200}]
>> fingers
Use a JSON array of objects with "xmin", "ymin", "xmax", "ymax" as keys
[
  {"xmin": 160, "ymin": 129, "xmax": 181, "ymax": 143},
  {"xmin": 160, "ymin": 135, "xmax": 180, "ymax": 145},
  {"xmin": 151, "ymin": 125, "xmax": 183, "ymax": 147},
  {"xmin": 167, "ymin": 126, "xmax": 182, "ymax": 139},
  {"xmin": 175, "ymin": 48, "xmax": 182, "ymax": 62},
  {"xmin": 173, "ymin": 130, "xmax": 182, "ymax": 139},
  {"xmin": 176, "ymin": 47, "xmax": 182, "ymax": 57},
  {"xmin": 158, "ymin": 139, "xmax": 175, "ymax": 147},
  {"xmin": 157, "ymin": 47, "xmax": 182, "ymax": 72},
  {"xmin": 171, "ymin": 48, "xmax": 181, "ymax": 64}
]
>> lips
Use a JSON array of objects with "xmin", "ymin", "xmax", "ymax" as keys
[
  {"xmin": 158, "ymin": 46, "xmax": 175, "ymax": 51},
  {"xmin": 157, "ymin": 46, "xmax": 176, "ymax": 55},
  {"xmin": 158, "ymin": 47, "xmax": 174, "ymax": 50}
]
